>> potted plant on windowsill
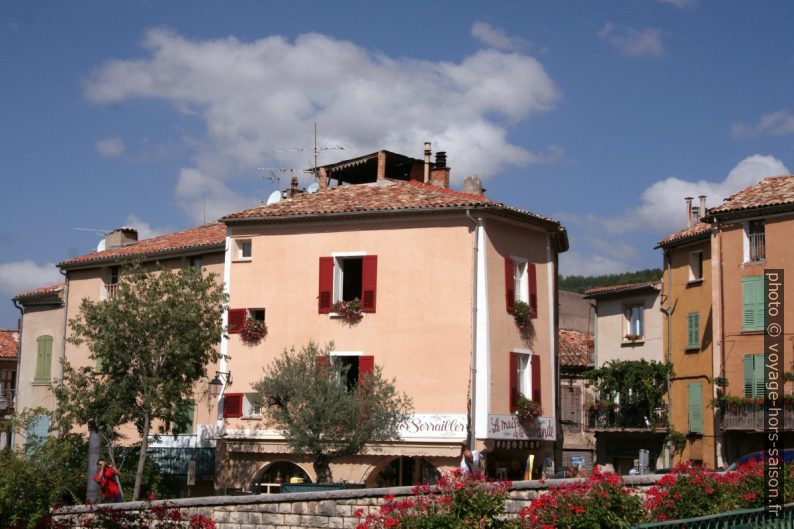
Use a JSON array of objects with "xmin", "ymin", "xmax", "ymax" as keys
[
  {"xmin": 331, "ymin": 298, "xmax": 363, "ymax": 325},
  {"xmin": 512, "ymin": 300, "xmax": 533, "ymax": 332},
  {"xmin": 240, "ymin": 318, "xmax": 267, "ymax": 346},
  {"xmin": 516, "ymin": 394, "xmax": 542, "ymax": 426}
]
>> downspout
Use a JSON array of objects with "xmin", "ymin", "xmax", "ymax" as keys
[
  {"xmin": 660, "ymin": 250, "xmax": 673, "ymax": 467},
  {"xmin": 465, "ymin": 208, "xmax": 479, "ymax": 449},
  {"xmin": 11, "ymin": 299, "xmax": 23, "ymax": 449},
  {"xmin": 715, "ymin": 227, "xmax": 726, "ymax": 469},
  {"xmin": 58, "ymin": 269, "xmax": 69, "ymax": 386},
  {"xmin": 552, "ymin": 243, "xmax": 563, "ymax": 471}
]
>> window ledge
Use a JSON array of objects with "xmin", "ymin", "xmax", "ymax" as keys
[
  {"xmin": 241, "ymin": 415, "xmax": 262, "ymax": 421},
  {"xmin": 686, "ymin": 279, "xmax": 704, "ymax": 286},
  {"xmin": 32, "ymin": 381, "xmax": 51, "ymax": 386},
  {"xmin": 743, "ymin": 259, "xmax": 766, "ymax": 265},
  {"xmin": 684, "ymin": 346, "xmax": 700, "ymax": 353},
  {"xmin": 232, "ymin": 258, "xmax": 252, "ymax": 263},
  {"xmin": 740, "ymin": 329, "xmax": 764, "ymax": 335},
  {"xmin": 621, "ymin": 339, "xmax": 645, "ymax": 346}
]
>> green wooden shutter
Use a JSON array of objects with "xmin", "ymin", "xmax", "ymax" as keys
[
  {"xmin": 742, "ymin": 276, "xmax": 764, "ymax": 330},
  {"xmin": 744, "ymin": 355, "xmax": 754, "ymax": 397},
  {"xmin": 35, "ymin": 336, "xmax": 53, "ymax": 381},
  {"xmin": 688, "ymin": 382, "xmax": 703, "ymax": 433},
  {"xmin": 753, "ymin": 354, "xmax": 765, "ymax": 398},
  {"xmin": 687, "ymin": 312, "xmax": 699, "ymax": 348}
]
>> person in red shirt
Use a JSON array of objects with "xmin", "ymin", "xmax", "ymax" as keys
[{"xmin": 93, "ymin": 460, "xmax": 123, "ymax": 503}]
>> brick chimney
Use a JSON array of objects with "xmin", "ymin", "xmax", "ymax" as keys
[
  {"xmin": 430, "ymin": 151, "xmax": 450, "ymax": 189},
  {"xmin": 685, "ymin": 197, "xmax": 694, "ymax": 227},
  {"xmin": 462, "ymin": 176, "xmax": 484, "ymax": 196},
  {"xmin": 287, "ymin": 176, "xmax": 301, "ymax": 198},
  {"xmin": 105, "ymin": 227, "xmax": 138, "ymax": 249}
]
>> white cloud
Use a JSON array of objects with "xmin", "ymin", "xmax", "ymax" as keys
[
  {"xmin": 598, "ymin": 23, "xmax": 665, "ymax": 57},
  {"xmin": 122, "ymin": 214, "xmax": 171, "ymax": 239},
  {"xmin": 0, "ymin": 260, "xmax": 62, "ymax": 297},
  {"xmin": 731, "ymin": 109, "xmax": 794, "ymax": 137},
  {"xmin": 655, "ymin": 0, "xmax": 697, "ymax": 8},
  {"xmin": 84, "ymin": 28, "xmax": 562, "ymax": 223},
  {"xmin": 471, "ymin": 21, "xmax": 527, "ymax": 51},
  {"xmin": 96, "ymin": 136, "xmax": 125, "ymax": 157},
  {"xmin": 591, "ymin": 154, "xmax": 789, "ymax": 236},
  {"xmin": 560, "ymin": 249, "xmax": 633, "ymax": 277}
]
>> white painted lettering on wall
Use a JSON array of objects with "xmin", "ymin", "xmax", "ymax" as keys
[
  {"xmin": 398, "ymin": 414, "xmax": 467, "ymax": 439},
  {"xmin": 487, "ymin": 415, "xmax": 555, "ymax": 441}
]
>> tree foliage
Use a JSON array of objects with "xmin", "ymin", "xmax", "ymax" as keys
[
  {"xmin": 251, "ymin": 342, "xmax": 412, "ymax": 483},
  {"xmin": 560, "ymin": 268, "xmax": 662, "ymax": 294},
  {"xmin": 586, "ymin": 360, "xmax": 672, "ymax": 425},
  {"xmin": 55, "ymin": 263, "xmax": 226, "ymax": 500}
]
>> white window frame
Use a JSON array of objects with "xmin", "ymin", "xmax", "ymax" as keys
[
  {"xmin": 243, "ymin": 393, "xmax": 262, "ymax": 418},
  {"xmin": 624, "ymin": 304, "xmax": 644, "ymax": 339},
  {"xmin": 331, "ymin": 251, "xmax": 367, "ymax": 304},
  {"xmin": 512, "ymin": 348, "xmax": 533, "ymax": 399},
  {"xmin": 511, "ymin": 256, "xmax": 528, "ymax": 303},
  {"xmin": 688, "ymin": 251, "xmax": 703, "ymax": 282},
  {"xmin": 235, "ymin": 239, "xmax": 252, "ymax": 261}
]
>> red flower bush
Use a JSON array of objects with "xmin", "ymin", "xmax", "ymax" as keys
[
  {"xmin": 240, "ymin": 318, "xmax": 267, "ymax": 346},
  {"xmin": 519, "ymin": 467, "xmax": 642, "ymax": 529},
  {"xmin": 355, "ymin": 469, "xmax": 512, "ymax": 529},
  {"xmin": 71, "ymin": 502, "xmax": 216, "ymax": 529}
]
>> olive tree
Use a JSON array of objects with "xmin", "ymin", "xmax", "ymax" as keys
[{"xmin": 252, "ymin": 342, "xmax": 412, "ymax": 483}]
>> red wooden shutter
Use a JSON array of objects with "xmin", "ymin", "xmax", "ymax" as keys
[
  {"xmin": 227, "ymin": 309, "xmax": 247, "ymax": 334},
  {"xmin": 528, "ymin": 263, "xmax": 538, "ymax": 318},
  {"xmin": 509, "ymin": 353, "xmax": 519, "ymax": 412},
  {"xmin": 361, "ymin": 255, "xmax": 377, "ymax": 313},
  {"xmin": 318, "ymin": 257, "xmax": 334, "ymax": 313},
  {"xmin": 504, "ymin": 257, "xmax": 515, "ymax": 313},
  {"xmin": 359, "ymin": 356, "xmax": 374, "ymax": 381},
  {"xmin": 223, "ymin": 393, "xmax": 243, "ymax": 418},
  {"xmin": 531, "ymin": 354, "xmax": 541, "ymax": 406}
]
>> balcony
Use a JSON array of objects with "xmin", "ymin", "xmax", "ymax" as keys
[
  {"xmin": 103, "ymin": 283, "xmax": 119, "ymax": 299},
  {"xmin": 722, "ymin": 403, "xmax": 794, "ymax": 431},
  {"xmin": 0, "ymin": 389, "xmax": 15, "ymax": 417},
  {"xmin": 748, "ymin": 232, "xmax": 765, "ymax": 261},
  {"xmin": 586, "ymin": 406, "xmax": 668, "ymax": 432}
]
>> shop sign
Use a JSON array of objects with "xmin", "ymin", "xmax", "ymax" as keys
[
  {"xmin": 487, "ymin": 415, "xmax": 555, "ymax": 441},
  {"xmin": 399, "ymin": 414, "xmax": 468, "ymax": 439}
]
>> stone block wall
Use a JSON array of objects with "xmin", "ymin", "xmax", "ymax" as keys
[{"xmin": 53, "ymin": 475, "xmax": 662, "ymax": 529}]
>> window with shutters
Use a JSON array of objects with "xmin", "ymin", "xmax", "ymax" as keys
[
  {"xmin": 742, "ymin": 276, "xmax": 764, "ymax": 331},
  {"xmin": 331, "ymin": 354, "xmax": 375, "ymax": 391},
  {"xmin": 227, "ymin": 308, "xmax": 247, "ymax": 334},
  {"xmin": 243, "ymin": 393, "xmax": 262, "ymax": 417},
  {"xmin": 34, "ymin": 335, "xmax": 53, "ymax": 382},
  {"xmin": 504, "ymin": 257, "xmax": 537, "ymax": 317},
  {"xmin": 509, "ymin": 352, "xmax": 540, "ymax": 412},
  {"xmin": 688, "ymin": 382, "xmax": 703, "ymax": 434},
  {"xmin": 223, "ymin": 393, "xmax": 244, "ymax": 419},
  {"xmin": 623, "ymin": 304, "xmax": 644, "ymax": 340},
  {"xmin": 172, "ymin": 401, "xmax": 195, "ymax": 434},
  {"xmin": 318, "ymin": 254, "xmax": 377, "ymax": 314},
  {"xmin": 688, "ymin": 251, "xmax": 703, "ymax": 282},
  {"xmin": 686, "ymin": 312, "xmax": 700, "ymax": 350},
  {"xmin": 561, "ymin": 385, "xmax": 582, "ymax": 425},
  {"xmin": 743, "ymin": 354, "xmax": 765, "ymax": 398}
]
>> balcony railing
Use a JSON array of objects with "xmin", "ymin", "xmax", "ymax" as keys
[
  {"xmin": 586, "ymin": 406, "xmax": 668, "ymax": 431},
  {"xmin": 748, "ymin": 232, "xmax": 765, "ymax": 261},
  {"xmin": 721, "ymin": 403, "xmax": 793, "ymax": 431},
  {"xmin": 103, "ymin": 283, "xmax": 119, "ymax": 299}
]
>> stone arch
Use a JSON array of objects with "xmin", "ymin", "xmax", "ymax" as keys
[
  {"xmin": 366, "ymin": 456, "xmax": 441, "ymax": 488},
  {"xmin": 250, "ymin": 460, "xmax": 313, "ymax": 492}
]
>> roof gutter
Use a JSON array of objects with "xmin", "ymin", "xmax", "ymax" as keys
[{"xmin": 58, "ymin": 243, "xmax": 226, "ymax": 271}]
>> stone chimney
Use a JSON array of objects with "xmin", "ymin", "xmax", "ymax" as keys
[
  {"xmin": 430, "ymin": 151, "xmax": 450, "ymax": 189},
  {"xmin": 462, "ymin": 176, "xmax": 484, "ymax": 196},
  {"xmin": 698, "ymin": 195, "xmax": 707, "ymax": 220},
  {"xmin": 287, "ymin": 176, "xmax": 301, "ymax": 198},
  {"xmin": 105, "ymin": 227, "xmax": 138, "ymax": 249},
  {"xmin": 685, "ymin": 197, "xmax": 694, "ymax": 227}
]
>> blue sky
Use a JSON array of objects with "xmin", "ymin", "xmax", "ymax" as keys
[{"xmin": 2, "ymin": 1, "xmax": 793, "ymax": 328}]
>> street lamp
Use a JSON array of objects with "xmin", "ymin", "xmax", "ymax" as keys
[{"xmin": 208, "ymin": 371, "xmax": 231, "ymax": 399}]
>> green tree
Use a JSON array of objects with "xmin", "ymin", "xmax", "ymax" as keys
[
  {"xmin": 252, "ymin": 342, "xmax": 412, "ymax": 483},
  {"xmin": 55, "ymin": 263, "xmax": 226, "ymax": 500}
]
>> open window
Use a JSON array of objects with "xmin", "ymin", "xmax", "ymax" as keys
[
  {"xmin": 318, "ymin": 255, "xmax": 377, "ymax": 313},
  {"xmin": 509, "ymin": 352, "xmax": 540, "ymax": 412},
  {"xmin": 744, "ymin": 221, "xmax": 765, "ymax": 262},
  {"xmin": 331, "ymin": 354, "xmax": 374, "ymax": 391},
  {"xmin": 243, "ymin": 393, "xmax": 262, "ymax": 418},
  {"xmin": 504, "ymin": 257, "xmax": 537, "ymax": 317},
  {"xmin": 624, "ymin": 304, "xmax": 644, "ymax": 341},
  {"xmin": 688, "ymin": 251, "xmax": 703, "ymax": 282}
]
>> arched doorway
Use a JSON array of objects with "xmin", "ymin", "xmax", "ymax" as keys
[
  {"xmin": 374, "ymin": 457, "xmax": 440, "ymax": 487},
  {"xmin": 251, "ymin": 461, "xmax": 312, "ymax": 493}
]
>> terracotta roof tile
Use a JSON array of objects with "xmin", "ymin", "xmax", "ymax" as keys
[
  {"xmin": 221, "ymin": 179, "xmax": 559, "ymax": 225},
  {"xmin": 0, "ymin": 329, "xmax": 19, "ymax": 359},
  {"xmin": 657, "ymin": 222, "xmax": 710, "ymax": 248},
  {"xmin": 584, "ymin": 281, "xmax": 660, "ymax": 298},
  {"xmin": 706, "ymin": 175, "xmax": 794, "ymax": 218},
  {"xmin": 59, "ymin": 223, "xmax": 226, "ymax": 268},
  {"xmin": 14, "ymin": 282, "xmax": 64, "ymax": 300},
  {"xmin": 559, "ymin": 330, "xmax": 593, "ymax": 368}
]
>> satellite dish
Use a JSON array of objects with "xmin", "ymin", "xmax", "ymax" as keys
[
  {"xmin": 96, "ymin": 239, "xmax": 106, "ymax": 252},
  {"xmin": 266, "ymin": 190, "xmax": 282, "ymax": 205},
  {"xmin": 306, "ymin": 182, "xmax": 320, "ymax": 194}
]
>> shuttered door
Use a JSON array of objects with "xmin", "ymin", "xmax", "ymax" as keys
[
  {"xmin": 318, "ymin": 257, "xmax": 334, "ymax": 313},
  {"xmin": 687, "ymin": 313, "xmax": 699, "ymax": 348},
  {"xmin": 361, "ymin": 256, "xmax": 377, "ymax": 313},
  {"xmin": 35, "ymin": 336, "xmax": 52, "ymax": 381},
  {"xmin": 223, "ymin": 393, "xmax": 243, "ymax": 418},
  {"xmin": 358, "ymin": 356, "xmax": 374, "ymax": 381},
  {"xmin": 688, "ymin": 382, "xmax": 703, "ymax": 433},
  {"xmin": 742, "ymin": 276, "xmax": 764, "ymax": 330},
  {"xmin": 743, "ymin": 354, "xmax": 765, "ymax": 397}
]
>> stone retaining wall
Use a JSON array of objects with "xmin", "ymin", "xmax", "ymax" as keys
[{"xmin": 53, "ymin": 475, "xmax": 663, "ymax": 529}]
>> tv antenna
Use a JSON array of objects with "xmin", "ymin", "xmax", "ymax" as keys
[
  {"xmin": 274, "ymin": 122, "xmax": 348, "ymax": 177},
  {"xmin": 73, "ymin": 227, "xmax": 111, "ymax": 236}
]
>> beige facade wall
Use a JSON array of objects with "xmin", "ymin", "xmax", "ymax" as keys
[
  {"xmin": 15, "ymin": 298, "xmax": 65, "ymax": 447},
  {"xmin": 593, "ymin": 289, "xmax": 663, "ymax": 367},
  {"xmin": 664, "ymin": 236, "xmax": 716, "ymax": 467},
  {"xmin": 559, "ymin": 291, "xmax": 593, "ymax": 333}
]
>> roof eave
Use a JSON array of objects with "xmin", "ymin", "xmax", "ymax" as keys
[
  {"xmin": 703, "ymin": 202, "xmax": 794, "ymax": 223},
  {"xmin": 58, "ymin": 242, "xmax": 226, "ymax": 271},
  {"xmin": 655, "ymin": 230, "xmax": 710, "ymax": 250},
  {"xmin": 583, "ymin": 283, "xmax": 660, "ymax": 299}
]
